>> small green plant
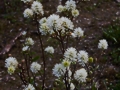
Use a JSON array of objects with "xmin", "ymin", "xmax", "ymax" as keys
[
  {"xmin": 110, "ymin": 48, "xmax": 120, "ymax": 65},
  {"xmin": 103, "ymin": 20, "xmax": 120, "ymax": 65},
  {"xmin": 109, "ymin": 81, "xmax": 120, "ymax": 90},
  {"xmin": 110, "ymin": 73, "xmax": 120, "ymax": 90},
  {"xmin": 103, "ymin": 24, "xmax": 120, "ymax": 46}
]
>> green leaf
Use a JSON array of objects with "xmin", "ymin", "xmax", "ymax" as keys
[
  {"xmin": 30, "ymin": 77, "xmax": 34, "ymax": 84},
  {"xmin": 16, "ymin": 69, "xmax": 21, "ymax": 73},
  {"xmin": 37, "ymin": 0, "xmax": 43, "ymax": 2},
  {"xmin": 112, "ymin": 37, "xmax": 117, "ymax": 43},
  {"xmin": 32, "ymin": 56, "xmax": 40, "ymax": 61},
  {"xmin": 92, "ymin": 84, "xmax": 97, "ymax": 90},
  {"xmin": 29, "ymin": 51, "xmax": 36, "ymax": 55}
]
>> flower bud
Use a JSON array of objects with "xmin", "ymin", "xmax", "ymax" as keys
[
  {"xmin": 22, "ymin": 59, "xmax": 25, "ymax": 63},
  {"xmin": 89, "ymin": 57, "xmax": 94, "ymax": 63},
  {"xmin": 18, "ymin": 64, "xmax": 22, "ymax": 69}
]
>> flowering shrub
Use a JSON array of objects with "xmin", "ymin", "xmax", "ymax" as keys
[{"xmin": 4, "ymin": 0, "xmax": 109, "ymax": 90}]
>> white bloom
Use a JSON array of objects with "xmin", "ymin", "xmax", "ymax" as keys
[
  {"xmin": 22, "ymin": 31, "xmax": 27, "ymax": 36},
  {"xmin": 39, "ymin": 17, "xmax": 47, "ymax": 24},
  {"xmin": 5, "ymin": 57, "xmax": 18, "ymax": 68},
  {"xmin": 57, "ymin": 5, "xmax": 64, "ymax": 12},
  {"xmin": 65, "ymin": 0, "xmax": 76, "ymax": 10},
  {"xmin": 46, "ymin": 14, "xmax": 61, "ymax": 34},
  {"xmin": 74, "ymin": 68, "xmax": 87, "ymax": 82},
  {"xmin": 72, "ymin": 9, "xmax": 79, "ymax": 17},
  {"xmin": 98, "ymin": 39, "xmax": 108, "ymax": 49},
  {"xmin": 70, "ymin": 83, "xmax": 75, "ymax": 90},
  {"xmin": 53, "ymin": 63, "xmax": 72, "ymax": 77},
  {"xmin": 61, "ymin": 17, "xmax": 74, "ymax": 30},
  {"xmin": 73, "ymin": 27, "xmax": 84, "ymax": 38},
  {"xmin": 7, "ymin": 66, "xmax": 15, "ymax": 75},
  {"xmin": 21, "ymin": 0, "xmax": 33, "ymax": 3},
  {"xmin": 31, "ymin": 1, "xmax": 44, "ymax": 15},
  {"xmin": 45, "ymin": 46, "xmax": 54, "ymax": 54},
  {"xmin": 71, "ymin": 33, "xmax": 76, "ymax": 38},
  {"xmin": 45, "ymin": 15, "xmax": 74, "ymax": 35},
  {"xmin": 23, "ymin": 8, "xmax": 33, "ymax": 18},
  {"xmin": 68, "ymin": 70, "xmax": 72, "ymax": 77},
  {"xmin": 62, "ymin": 59, "xmax": 71, "ymax": 67},
  {"xmin": 24, "ymin": 84, "xmax": 35, "ymax": 90},
  {"xmin": 47, "ymin": 14, "xmax": 60, "ymax": 28},
  {"xmin": 22, "ymin": 46, "xmax": 29, "ymax": 51},
  {"xmin": 53, "ymin": 63, "xmax": 65, "ymax": 77},
  {"xmin": 40, "ymin": 23, "xmax": 49, "ymax": 35},
  {"xmin": 25, "ymin": 37, "xmax": 34, "ymax": 46},
  {"xmin": 64, "ymin": 47, "xmax": 77, "ymax": 62},
  {"xmin": 77, "ymin": 50, "xmax": 88, "ymax": 63},
  {"xmin": 30, "ymin": 62, "xmax": 41, "ymax": 73}
]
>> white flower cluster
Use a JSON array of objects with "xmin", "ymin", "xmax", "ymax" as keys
[
  {"xmin": 23, "ymin": 8, "xmax": 33, "ymax": 18},
  {"xmin": 22, "ymin": 31, "xmax": 27, "ymax": 36},
  {"xmin": 45, "ymin": 46, "xmax": 54, "ymax": 54},
  {"xmin": 24, "ymin": 84, "xmax": 35, "ymax": 90},
  {"xmin": 31, "ymin": 1, "xmax": 44, "ymax": 15},
  {"xmin": 39, "ymin": 14, "xmax": 74, "ymax": 35},
  {"xmin": 52, "ymin": 47, "xmax": 89, "ymax": 87},
  {"xmin": 52, "ymin": 49, "xmax": 73, "ymax": 77},
  {"xmin": 52, "ymin": 63, "xmax": 65, "ymax": 77},
  {"xmin": 40, "ymin": 23, "xmax": 49, "ymax": 35},
  {"xmin": 57, "ymin": 5, "xmax": 65, "ymax": 12},
  {"xmin": 77, "ymin": 50, "xmax": 88, "ymax": 63},
  {"xmin": 64, "ymin": 47, "xmax": 77, "ymax": 62},
  {"xmin": 52, "ymin": 63, "xmax": 72, "ymax": 77},
  {"xmin": 39, "ymin": 17, "xmax": 47, "ymax": 24},
  {"xmin": 65, "ymin": 0, "xmax": 76, "ymax": 10},
  {"xmin": 21, "ymin": 0, "xmax": 33, "ymax": 3},
  {"xmin": 22, "ymin": 37, "xmax": 34, "ymax": 52},
  {"xmin": 71, "ymin": 9, "xmax": 79, "ymax": 17},
  {"xmin": 62, "ymin": 59, "xmax": 71, "ymax": 67},
  {"xmin": 57, "ymin": 0, "xmax": 79, "ymax": 17},
  {"xmin": 30, "ymin": 62, "xmax": 41, "ymax": 73},
  {"xmin": 98, "ymin": 39, "xmax": 108, "ymax": 49},
  {"xmin": 7, "ymin": 66, "xmax": 15, "ymax": 75},
  {"xmin": 23, "ymin": 1, "xmax": 44, "ymax": 18},
  {"xmin": 70, "ymin": 83, "xmax": 75, "ymax": 90},
  {"xmin": 22, "ymin": 46, "xmax": 29, "ymax": 51},
  {"xmin": 71, "ymin": 27, "xmax": 84, "ymax": 38},
  {"xmin": 25, "ymin": 37, "xmax": 34, "ymax": 46},
  {"xmin": 53, "ymin": 58, "xmax": 87, "ymax": 87},
  {"xmin": 5, "ymin": 57, "xmax": 18, "ymax": 75},
  {"xmin": 74, "ymin": 68, "xmax": 88, "ymax": 82},
  {"xmin": 64, "ymin": 47, "xmax": 89, "ymax": 64}
]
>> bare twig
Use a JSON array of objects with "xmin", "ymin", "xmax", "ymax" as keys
[
  {"xmin": 35, "ymin": 14, "xmax": 46, "ymax": 90},
  {"xmin": 0, "ymin": 30, "xmax": 26, "ymax": 56}
]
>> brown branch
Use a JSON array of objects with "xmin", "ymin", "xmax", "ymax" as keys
[
  {"xmin": 35, "ymin": 14, "xmax": 46, "ymax": 90},
  {"xmin": 0, "ymin": 30, "xmax": 25, "ymax": 56}
]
